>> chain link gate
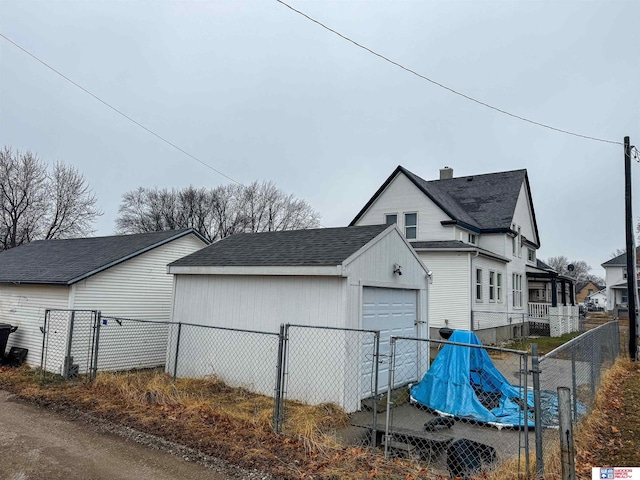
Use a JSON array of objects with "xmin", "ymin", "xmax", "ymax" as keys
[
  {"xmin": 275, "ymin": 324, "xmax": 382, "ymax": 447},
  {"xmin": 40, "ymin": 309, "xmax": 101, "ymax": 382}
]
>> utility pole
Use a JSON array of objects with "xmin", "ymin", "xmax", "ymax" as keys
[{"xmin": 624, "ymin": 136, "xmax": 638, "ymax": 361}]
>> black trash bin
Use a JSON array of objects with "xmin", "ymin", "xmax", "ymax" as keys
[{"xmin": 0, "ymin": 323, "xmax": 18, "ymax": 359}]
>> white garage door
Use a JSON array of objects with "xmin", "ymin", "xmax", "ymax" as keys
[{"xmin": 361, "ymin": 287, "xmax": 418, "ymax": 398}]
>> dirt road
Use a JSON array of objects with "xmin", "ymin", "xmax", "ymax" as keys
[{"xmin": 0, "ymin": 390, "xmax": 265, "ymax": 480}]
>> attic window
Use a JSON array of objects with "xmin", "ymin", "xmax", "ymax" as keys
[
  {"xmin": 404, "ymin": 213, "xmax": 417, "ymax": 239},
  {"xmin": 385, "ymin": 214, "xmax": 398, "ymax": 226},
  {"xmin": 468, "ymin": 233, "xmax": 477, "ymax": 245}
]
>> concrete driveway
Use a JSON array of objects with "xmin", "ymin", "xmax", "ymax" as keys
[{"xmin": 0, "ymin": 390, "xmax": 265, "ymax": 480}]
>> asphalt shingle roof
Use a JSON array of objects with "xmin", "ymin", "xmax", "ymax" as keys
[
  {"xmin": 351, "ymin": 166, "xmax": 537, "ymax": 240},
  {"xmin": 0, "ymin": 229, "xmax": 201, "ymax": 285},
  {"xmin": 602, "ymin": 248, "xmax": 638, "ymax": 267},
  {"xmin": 169, "ymin": 224, "xmax": 390, "ymax": 268}
]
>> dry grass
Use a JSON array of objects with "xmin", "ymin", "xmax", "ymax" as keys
[{"xmin": 0, "ymin": 366, "xmax": 439, "ymax": 479}]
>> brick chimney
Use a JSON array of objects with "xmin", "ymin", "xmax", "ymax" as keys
[{"xmin": 439, "ymin": 166, "xmax": 453, "ymax": 180}]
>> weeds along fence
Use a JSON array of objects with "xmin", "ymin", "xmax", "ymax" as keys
[
  {"xmin": 533, "ymin": 320, "xmax": 620, "ymax": 477},
  {"xmin": 36, "ymin": 310, "xmax": 622, "ymax": 477}
]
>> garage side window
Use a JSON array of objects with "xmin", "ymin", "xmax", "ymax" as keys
[
  {"xmin": 404, "ymin": 213, "xmax": 417, "ymax": 239},
  {"xmin": 475, "ymin": 268, "xmax": 483, "ymax": 302}
]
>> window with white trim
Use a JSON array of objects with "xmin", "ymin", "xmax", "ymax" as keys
[
  {"xmin": 476, "ymin": 268, "xmax": 483, "ymax": 302},
  {"xmin": 385, "ymin": 214, "xmax": 398, "ymax": 226},
  {"xmin": 623, "ymin": 267, "xmax": 628, "ymax": 279},
  {"xmin": 404, "ymin": 212, "xmax": 417, "ymax": 239},
  {"xmin": 468, "ymin": 233, "xmax": 477, "ymax": 245},
  {"xmin": 517, "ymin": 227, "xmax": 522, "ymax": 258},
  {"xmin": 512, "ymin": 273, "xmax": 523, "ymax": 308},
  {"xmin": 489, "ymin": 271, "xmax": 496, "ymax": 302},
  {"xmin": 512, "ymin": 224, "xmax": 518, "ymax": 256},
  {"xmin": 528, "ymin": 248, "xmax": 535, "ymax": 263},
  {"xmin": 497, "ymin": 272, "xmax": 503, "ymax": 302}
]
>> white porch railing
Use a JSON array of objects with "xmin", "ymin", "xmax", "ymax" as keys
[{"xmin": 528, "ymin": 302, "xmax": 550, "ymax": 318}]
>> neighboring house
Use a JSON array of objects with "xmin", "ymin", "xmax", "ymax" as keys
[
  {"xmin": 0, "ymin": 229, "xmax": 208, "ymax": 370},
  {"xmin": 350, "ymin": 165, "xmax": 577, "ymax": 341},
  {"xmin": 602, "ymin": 248, "xmax": 638, "ymax": 315},
  {"xmin": 586, "ymin": 289, "xmax": 607, "ymax": 311},
  {"xmin": 167, "ymin": 224, "xmax": 431, "ymax": 411},
  {"xmin": 576, "ymin": 280, "xmax": 605, "ymax": 306}
]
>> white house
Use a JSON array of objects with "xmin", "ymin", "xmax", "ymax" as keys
[
  {"xmin": 350, "ymin": 166, "xmax": 577, "ymax": 341},
  {"xmin": 167, "ymin": 224, "xmax": 431, "ymax": 411},
  {"xmin": 602, "ymin": 249, "xmax": 635, "ymax": 314},
  {"xmin": 0, "ymin": 229, "xmax": 207, "ymax": 371}
]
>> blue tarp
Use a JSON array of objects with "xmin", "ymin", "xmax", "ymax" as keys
[{"xmin": 410, "ymin": 330, "xmax": 535, "ymax": 428}]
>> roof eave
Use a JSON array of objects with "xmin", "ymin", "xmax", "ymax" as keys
[{"xmin": 168, "ymin": 264, "xmax": 346, "ymax": 277}]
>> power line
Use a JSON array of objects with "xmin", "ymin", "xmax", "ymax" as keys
[
  {"xmin": 0, "ymin": 32, "xmax": 243, "ymax": 185},
  {"xmin": 275, "ymin": 0, "xmax": 623, "ymax": 147}
]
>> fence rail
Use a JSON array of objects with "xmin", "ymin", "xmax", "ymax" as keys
[{"xmin": 35, "ymin": 309, "xmax": 621, "ymax": 478}]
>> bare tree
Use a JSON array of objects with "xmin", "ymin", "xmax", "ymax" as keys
[
  {"xmin": 0, "ymin": 147, "xmax": 101, "ymax": 251},
  {"xmin": 544, "ymin": 255, "xmax": 604, "ymax": 285},
  {"xmin": 116, "ymin": 181, "xmax": 321, "ymax": 242},
  {"xmin": 610, "ymin": 248, "xmax": 626, "ymax": 259}
]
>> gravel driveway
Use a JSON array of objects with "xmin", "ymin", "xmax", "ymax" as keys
[{"xmin": 0, "ymin": 390, "xmax": 268, "ymax": 480}]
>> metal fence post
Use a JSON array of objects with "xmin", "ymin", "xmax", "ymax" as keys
[
  {"xmin": 63, "ymin": 310, "xmax": 76, "ymax": 380},
  {"xmin": 91, "ymin": 311, "xmax": 101, "ymax": 381},
  {"xmin": 531, "ymin": 343, "xmax": 544, "ymax": 478},
  {"xmin": 371, "ymin": 331, "xmax": 380, "ymax": 450},
  {"xmin": 571, "ymin": 347, "xmax": 578, "ymax": 423},
  {"xmin": 273, "ymin": 323, "xmax": 286, "ymax": 433},
  {"xmin": 173, "ymin": 322, "xmax": 182, "ymax": 382},
  {"xmin": 383, "ymin": 337, "xmax": 396, "ymax": 460},
  {"xmin": 558, "ymin": 387, "xmax": 577, "ymax": 480},
  {"xmin": 40, "ymin": 309, "xmax": 50, "ymax": 384}
]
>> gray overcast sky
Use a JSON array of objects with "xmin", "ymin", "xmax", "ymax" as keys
[{"xmin": 1, "ymin": 0, "xmax": 638, "ymax": 277}]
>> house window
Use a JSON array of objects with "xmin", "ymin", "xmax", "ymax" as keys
[
  {"xmin": 623, "ymin": 267, "xmax": 628, "ymax": 279},
  {"xmin": 404, "ymin": 213, "xmax": 417, "ymax": 239},
  {"xmin": 476, "ymin": 268, "xmax": 483, "ymax": 302},
  {"xmin": 512, "ymin": 224, "xmax": 518, "ymax": 256},
  {"xmin": 469, "ymin": 233, "xmax": 477, "ymax": 245},
  {"xmin": 512, "ymin": 273, "xmax": 523, "ymax": 308},
  {"xmin": 489, "ymin": 271, "xmax": 496, "ymax": 302},
  {"xmin": 497, "ymin": 273, "xmax": 503, "ymax": 302},
  {"xmin": 517, "ymin": 227, "xmax": 522, "ymax": 258},
  {"xmin": 385, "ymin": 214, "xmax": 398, "ymax": 226},
  {"xmin": 527, "ymin": 248, "xmax": 535, "ymax": 263}
]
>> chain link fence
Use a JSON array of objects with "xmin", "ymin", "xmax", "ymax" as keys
[
  {"xmin": 167, "ymin": 321, "xmax": 281, "ymax": 399},
  {"xmin": 40, "ymin": 309, "xmax": 100, "ymax": 382},
  {"xmin": 276, "ymin": 325, "xmax": 381, "ymax": 445},
  {"xmin": 384, "ymin": 335, "xmax": 531, "ymax": 478},
  {"xmin": 533, "ymin": 320, "xmax": 620, "ymax": 477}
]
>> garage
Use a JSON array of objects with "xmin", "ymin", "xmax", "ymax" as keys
[
  {"xmin": 167, "ymin": 224, "xmax": 430, "ymax": 411},
  {"xmin": 362, "ymin": 287, "xmax": 418, "ymax": 396}
]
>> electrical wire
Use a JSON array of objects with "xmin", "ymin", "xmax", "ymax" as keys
[
  {"xmin": 275, "ymin": 0, "xmax": 624, "ymax": 146},
  {"xmin": 0, "ymin": 32, "xmax": 243, "ymax": 185}
]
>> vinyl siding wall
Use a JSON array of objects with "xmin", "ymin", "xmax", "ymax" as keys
[
  {"xmin": 0, "ymin": 285, "xmax": 70, "ymax": 367},
  {"xmin": 356, "ymin": 173, "xmax": 454, "ymax": 241},
  {"xmin": 69, "ymin": 233, "xmax": 206, "ymax": 371},
  {"xmin": 417, "ymin": 251, "xmax": 470, "ymax": 330}
]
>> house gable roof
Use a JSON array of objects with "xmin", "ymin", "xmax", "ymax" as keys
[
  {"xmin": 350, "ymin": 166, "xmax": 540, "ymax": 244},
  {"xmin": 0, "ymin": 229, "xmax": 206, "ymax": 286},
  {"xmin": 169, "ymin": 224, "xmax": 390, "ymax": 268},
  {"xmin": 602, "ymin": 248, "xmax": 638, "ymax": 267}
]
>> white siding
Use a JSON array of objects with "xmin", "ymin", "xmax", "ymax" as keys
[
  {"xmin": 355, "ymin": 173, "xmax": 454, "ymax": 241},
  {"xmin": 417, "ymin": 251, "xmax": 470, "ymax": 330},
  {"xmin": 479, "ymin": 233, "xmax": 508, "ymax": 258},
  {"xmin": 172, "ymin": 274, "xmax": 346, "ymax": 332},
  {"xmin": 0, "ymin": 285, "xmax": 70, "ymax": 367},
  {"xmin": 71, "ymin": 234, "xmax": 206, "ymax": 319},
  {"xmin": 512, "ymin": 183, "xmax": 537, "ymax": 245},
  {"xmin": 345, "ymin": 228, "xmax": 429, "ymax": 332}
]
